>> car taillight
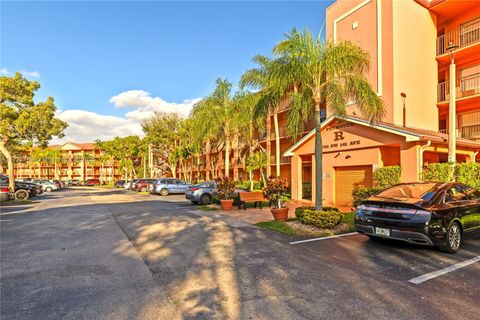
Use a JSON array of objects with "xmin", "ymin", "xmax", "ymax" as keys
[
  {"xmin": 1, "ymin": 187, "xmax": 9, "ymax": 192},
  {"xmin": 191, "ymin": 187, "xmax": 200, "ymax": 191}
]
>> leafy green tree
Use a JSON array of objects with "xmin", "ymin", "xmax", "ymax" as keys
[
  {"xmin": 142, "ymin": 112, "xmax": 184, "ymax": 178},
  {"xmin": 271, "ymin": 28, "xmax": 384, "ymax": 209},
  {"xmin": 0, "ymin": 73, "xmax": 67, "ymax": 190}
]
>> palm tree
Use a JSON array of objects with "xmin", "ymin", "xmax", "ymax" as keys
[
  {"xmin": 192, "ymin": 79, "xmax": 241, "ymax": 177},
  {"xmin": 240, "ymin": 55, "xmax": 288, "ymax": 178},
  {"xmin": 272, "ymin": 28, "xmax": 384, "ymax": 210},
  {"xmin": 246, "ymin": 151, "xmax": 267, "ymax": 190}
]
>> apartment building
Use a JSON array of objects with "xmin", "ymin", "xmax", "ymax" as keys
[
  {"xmin": 287, "ymin": 0, "xmax": 480, "ymax": 206},
  {"xmin": 12, "ymin": 142, "xmax": 121, "ymax": 182}
]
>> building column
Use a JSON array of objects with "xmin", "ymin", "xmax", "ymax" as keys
[
  {"xmin": 400, "ymin": 142, "xmax": 420, "ymax": 182},
  {"xmin": 311, "ymin": 154, "xmax": 316, "ymax": 202}
]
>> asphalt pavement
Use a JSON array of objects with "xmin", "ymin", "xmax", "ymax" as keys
[{"xmin": 1, "ymin": 187, "xmax": 478, "ymax": 320}]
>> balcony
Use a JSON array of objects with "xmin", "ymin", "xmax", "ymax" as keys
[
  {"xmin": 270, "ymin": 155, "xmax": 291, "ymax": 164},
  {"xmin": 437, "ymin": 20, "xmax": 480, "ymax": 56},
  {"xmin": 437, "ymin": 73, "xmax": 480, "ymax": 103}
]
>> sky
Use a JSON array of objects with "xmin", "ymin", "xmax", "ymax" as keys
[{"xmin": 1, "ymin": 0, "xmax": 333, "ymax": 144}]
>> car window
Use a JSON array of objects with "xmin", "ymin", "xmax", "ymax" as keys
[
  {"xmin": 375, "ymin": 183, "xmax": 437, "ymax": 200},
  {"xmin": 445, "ymin": 186, "xmax": 470, "ymax": 202},
  {"xmin": 463, "ymin": 185, "xmax": 480, "ymax": 200}
]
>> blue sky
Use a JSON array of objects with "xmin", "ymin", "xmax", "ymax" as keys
[{"xmin": 1, "ymin": 0, "xmax": 333, "ymax": 143}]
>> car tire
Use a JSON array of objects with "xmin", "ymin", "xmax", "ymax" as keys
[
  {"xmin": 15, "ymin": 189, "xmax": 29, "ymax": 201},
  {"xmin": 441, "ymin": 222, "xmax": 462, "ymax": 253},
  {"xmin": 160, "ymin": 188, "xmax": 169, "ymax": 196},
  {"xmin": 200, "ymin": 194, "xmax": 211, "ymax": 205},
  {"xmin": 45, "ymin": 187, "xmax": 52, "ymax": 192}
]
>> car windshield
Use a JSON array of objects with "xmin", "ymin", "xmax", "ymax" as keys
[{"xmin": 375, "ymin": 183, "xmax": 437, "ymax": 201}]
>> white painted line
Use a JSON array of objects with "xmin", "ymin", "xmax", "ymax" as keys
[
  {"xmin": 408, "ymin": 256, "xmax": 480, "ymax": 285},
  {"xmin": 289, "ymin": 232, "xmax": 358, "ymax": 245}
]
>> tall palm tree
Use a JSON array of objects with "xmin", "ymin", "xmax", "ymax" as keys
[
  {"xmin": 272, "ymin": 28, "xmax": 384, "ymax": 210},
  {"xmin": 240, "ymin": 55, "xmax": 288, "ymax": 177},
  {"xmin": 192, "ymin": 79, "xmax": 240, "ymax": 177}
]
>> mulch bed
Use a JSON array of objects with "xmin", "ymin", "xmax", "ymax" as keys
[{"xmin": 286, "ymin": 220, "xmax": 352, "ymax": 236}]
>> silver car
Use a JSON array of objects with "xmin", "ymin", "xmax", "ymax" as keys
[
  {"xmin": 33, "ymin": 180, "xmax": 59, "ymax": 192},
  {"xmin": 185, "ymin": 181, "xmax": 217, "ymax": 205},
  {"xmin": 151, "ymin": 178, "xmax": 191, "ymax": 196}
]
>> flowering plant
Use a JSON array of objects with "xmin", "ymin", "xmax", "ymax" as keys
[
  {"xmin": 215, "ymin": 176, "xmax": 236, "ymax": 200},
  {"xmin": 263, "ymin": 176, "xmax": 289, "ymax": 209}
]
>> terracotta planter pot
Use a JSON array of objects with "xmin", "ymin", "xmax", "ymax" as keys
[
  {"xmin": 220, "ymin": 199, "xmax": 234, "ymax": 211},
  {"xmin": 271, "ymin": 207, "xmax": 289, "ymax": 221}
]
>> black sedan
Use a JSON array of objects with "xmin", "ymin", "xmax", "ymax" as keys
[{"xmin": 355, "ymin": 182, "xmax": 480, "ymax": 253}]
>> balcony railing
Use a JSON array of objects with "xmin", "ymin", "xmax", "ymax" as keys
[
  {"xmin": 437, "ymin": 20, "xmax": 480, "ymax": 55},
  {"xmin": 437, "ymin": 73, "xmax": 480, "ymax": 103},
  {"xmin": 461, "ymin": 124, "xmax": 480, "ymax": 140}
]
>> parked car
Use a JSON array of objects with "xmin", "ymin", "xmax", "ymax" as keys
[
  {"xmin": 0, "ymin": 183, "xmax": 13, "ymax": 202},
  {"xmin": 124, "ymin": 180, "xmax": 132, "ymax": 190},
  {"xmin": 1, "ymin": 175, "xmax": 41, "ymax": 199},
  {"xmin": 134, "ymin": 179, "xmax": 158, "ymax": 192},
  {"xmin": 115, "ymin": 180, "xmax": 125, "ymax": 188},
  {"xmin": 355, "ymin": 182, "xmax": 480, "ymax": 253},
  {"xmin": 151, "ymin": 178, "xmax": 191, "ymax": 196},
  {"xmin": 67, "ymin": 179, "xmax": 80, "ymax": 186},
  {"xmin": 84, "ymin": 179, "xmax": 100, "ymax": 186},
  {"xmin": 128, "ymin": 179, "xmax": 140, "ymax": 190},
  {"xmin": 185, "ymin": 181, "xmax": 247, "ymax": 205},
  {"xmin": 33, "ymin": 180, "xmax": 59, "ymax": 192}
]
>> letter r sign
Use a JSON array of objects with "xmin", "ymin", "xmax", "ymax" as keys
[{"xmin": 334, "ymin": 131, "xmax": 345, "ymax": 141}]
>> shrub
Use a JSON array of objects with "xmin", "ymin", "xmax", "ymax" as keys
[
  {"xmin": 263, "ymin": 176, "xmax": 289, "ymax": 208},
  {"xmin": 455, "ymin": 163, "xmax": 480, "ymax": 190},
  {"xmin": 215, "ymin": 176, "xmax": 236, "ymax": 200},
  {"xmin": 421, "ymin": 163, "xmax": 453, "ymax": 182},
  {"xmin": 374, "ymin": 166, "xmax": 401, "ymax": 188},
  {"xmin": 295, "ymin": 206, "xmax": 340, "ymax": 223},
  {"xmin": 352, "ymin": 186, "xmax": 384, "ymax": 207},
  {"xmin": 302, "ymin": 210, "xmax": 343, "ymax": 229},
  {"xmin": 302, "ymin": 182, "xmax": 312, "ymax": 199},
  {"xmin": 236, "ymin": 180, "xmax": 263, "ymax": 191}
]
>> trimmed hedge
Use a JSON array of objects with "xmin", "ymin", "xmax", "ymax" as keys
[
  {"xmin": 352, "ymin": 186, "xmax": 384, "ymax": 207},
  {"xmin": 374, "ymin": 166, "xmax": 401, "ymax": 188},
  {"xmin": 421, "ymin": 162, "xmax": 480, "ymax": 190},
  {"xmin": 295, "ymin": 206, "xmax": 342, "ymax": 228}
]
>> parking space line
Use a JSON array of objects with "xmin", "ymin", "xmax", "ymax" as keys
[
  {"xmin": 408, "ymin": 256, "xmax": 480, "ymax": 285},
  {"xmin": 289, "ymin": 232, "xmax": 358, "ymax": 245}
]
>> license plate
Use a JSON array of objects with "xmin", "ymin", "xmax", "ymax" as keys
[{"xmin": 375, "ymin": 227, "xmax": 390, "ymax": 237}]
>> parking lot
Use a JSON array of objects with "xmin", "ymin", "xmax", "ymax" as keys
[{"xmin": 1, "ymin": 187, "xmax": 479, "ymax": 320}]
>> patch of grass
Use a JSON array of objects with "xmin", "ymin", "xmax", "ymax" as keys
[
  {"xmin": 342, "ymin": 211, "xmax": 356, "ymax": 232},
  {"xmin": 255, "ymin": 221, "xmax": 297, "ymax": 236},
  {"xmin": 138, "ymin": 191, "xmax": 150, "ymax": 195},
  {"xmin": 197, "ymin": 205, "xmax": 219, "ymax": 212}
]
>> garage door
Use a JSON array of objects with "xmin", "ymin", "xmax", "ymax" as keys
[{"xmin": 335, "ymin": 166, "xmax": 373, "ymax": 206}]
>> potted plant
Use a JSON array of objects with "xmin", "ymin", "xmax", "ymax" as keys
[
  {"xmin": 216, "ymin": 176, "xmax": 236, "ymax": 210},
  {"xmin": 263, "ymin": 176, "xmax": 289, "ymax": 221}
]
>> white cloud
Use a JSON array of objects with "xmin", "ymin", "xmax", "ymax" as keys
[
  {"xmin": 49, "ymin": 91, "xmax": 201, "ymax": 145},
  {"xmin": 0, "ymin": 68, "xmax": 40, "ymax": 78},
  {"xmin": 110, "ymin": 89, "xmax": 200, "ymax": 118},
  {"xmin": 22, "ymin": 70, "xmax": 40, "ymax": 78}
]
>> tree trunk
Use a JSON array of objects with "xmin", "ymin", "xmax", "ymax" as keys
[
  {"xmin": 0, "ymin": 140, "xmax": 15, "ymax": 191},
  {"xmin": 224, "ymin": 138, "xmax": 230, "ymax": 177},
  {"xmin": 314, "ymin": 102, "xmax": 323, "ymax": 210},
  {"xmin": 249, "ymin": 170, "xmax": 253, "ymax": 191},
  {"xmin": 273, "ymin": 113, "xmax": 280, "ymax": 177}
]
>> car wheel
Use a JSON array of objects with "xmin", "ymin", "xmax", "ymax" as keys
[
  {"xmin": 160, "ymin": 188, "xmax": 169, "ymax": 196},
  {"xmin": 45, "ymin": 187, "xmax": 52, "ymax": 192},
  {"xmin": 140, "ymin": 186, "xmax": 147, "ymax": 192},
  {"xmin": 200, "ymin": 194, "xmax": 211, "ymax": 205},
  {"xmin": 15, "ymin": 189, "xmax": 29, "ymax": 201},
  {"xmin": 441, "ymin": 222, "xmax": 462, "ymax": 253}
]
